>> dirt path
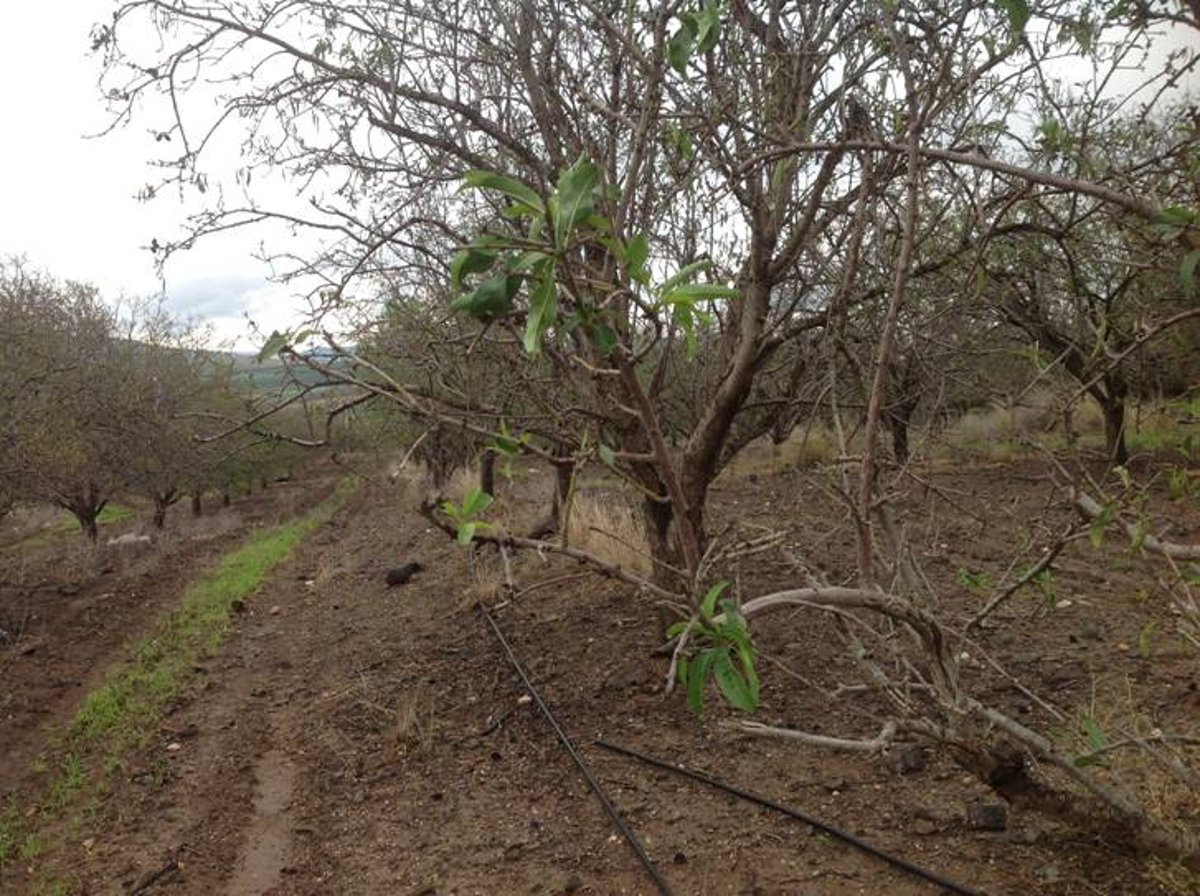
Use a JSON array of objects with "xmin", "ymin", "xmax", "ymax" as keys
[{"xmin": 9, "ymin": 465, "xmax": 1190, "ymax": 894}]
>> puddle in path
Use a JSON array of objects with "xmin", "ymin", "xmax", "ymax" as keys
[{"xmin": 226, "ymin": 748, "xmax": 295, "ymax": 895}]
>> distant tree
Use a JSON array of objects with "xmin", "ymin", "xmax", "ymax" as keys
[{"xmin": 0, "ymin": 261, "xmax": 132, "ymax": 540}]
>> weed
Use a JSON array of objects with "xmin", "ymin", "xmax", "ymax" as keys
[
  {"xmin": 0, "ymin": 801, "xmax": 22, "ymax": 865},
  {"xmin": 956, "ymin": 568, "xmax": 993, "ymax": 593},
  {"xmin": 47, "ymin": 755, "xmax": 86, "ymax": 811},
  {"xmin": 19, "ymin": 832, "xmax": 42, "ymax": 861}
]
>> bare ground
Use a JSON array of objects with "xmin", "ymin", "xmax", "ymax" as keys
[{"xmin": 2, "ymin": 455, "xmax": 1198, "ymax": 895}]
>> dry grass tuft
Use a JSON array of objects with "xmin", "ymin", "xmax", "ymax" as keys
[
  {"xmin": 391, "ymin": 689, "xmax": 434, "ymax": 757},
  {"xmin": 460, "ymin": 566, "xmax": 505, "ymax": 612},
  {"xmin": 723, "ymin": 426, "xmax": 838, "ymax": 479},
  {"xmin": 940, "ymin": 390, "xmax": 1105, "ymax": 452},
  {"xmin": 565, "ymin": 491, "xmax": 654, "ymax": 578}
]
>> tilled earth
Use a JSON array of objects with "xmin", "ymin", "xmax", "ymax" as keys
[{"xmin": 1, "ymin": 454, "xmax": 1198, "ymax": 895}]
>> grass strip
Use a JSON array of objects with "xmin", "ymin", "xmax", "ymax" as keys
[{"xmin": 0, "ymin": 478, "xmax": 356, "ymax": 875}]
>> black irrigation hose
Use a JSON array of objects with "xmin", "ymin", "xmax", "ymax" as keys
[
  {"xmin": 595, "ymin": 739, "xmax": 986, "ymax": 896},
  {"xmin": 477, "ymin": 604, "xmax": 675, "ymax": 896}
]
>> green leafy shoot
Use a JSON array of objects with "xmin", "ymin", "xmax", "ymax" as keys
[
  {"xmin": 652, "ymin": 261, "xmax": 739, "ymax": 358},
  {"xmin": 1089, "ymin": 501, "xmax": 1119, "ymax": 549},
  {"xmin": 440, "ymin": 487, "xmax": 494, "ymax": 545},
  {"xmin": 257, "ymin": 329, "xmax": 291, "ymax": 362},
  {"xmin": 996, "ymin": 0, "xmax": 1031, "ymax": 34},
  {"xmin": 1032, "ymin": 568, "xmax": 1057, "ymax": 607},
  {"xmin": 667, "ymin": 1, "xmax": 723, "ymax": 75},
  {"xmin": 672, "ymin": 582, "xmax": 760, "ymax": 715},
  {"xmin": 1072, "ymin": 714, "xmax": 1111, "ymax": 767}
]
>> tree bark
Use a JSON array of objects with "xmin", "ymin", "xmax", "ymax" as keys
[
  {"xmin": 1101, "ymin": 397, "xmax": 1128, "ymax": 465},
  {"xmin": 479, "ymin": 448, "xmax": 497, "ymax": 496}
]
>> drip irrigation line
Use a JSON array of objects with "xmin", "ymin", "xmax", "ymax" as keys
[
  {"xmin": 595, "ymin": 739, "xmax": 985, "ymax": 896},
  {"xmin": 477, "ymin": 604, "xmax": 674, "ymax": 896}
]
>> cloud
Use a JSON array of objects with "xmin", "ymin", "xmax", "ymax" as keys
[
  {"xmin": 165, "ymin": 277, "xmax": 309, "ymax": 352},
  {"xmin": 164, "ymin": 274, "xmax": 270, "ymax": 320}
]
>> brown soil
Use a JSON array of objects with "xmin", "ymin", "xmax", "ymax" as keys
[{"xmin": 2, "ymin": 455, "xmax": 1198, "ymax": 895}]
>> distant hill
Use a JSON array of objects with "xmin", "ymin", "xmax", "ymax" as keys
[{"xmin": 224, "ymin": 349, "xmax": 352, "ymax": 395}]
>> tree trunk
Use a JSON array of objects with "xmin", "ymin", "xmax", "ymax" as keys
[
  {"xmin": 479, "ymin": 449, "xmax": 496, "ymax": 496},
  {"xmin": 890, "ymin": 417, "xmax": 911, "ymax": 465},
  {"xmin": 1101, "ymin": 398, "xmax": 1128, "ymax": 465},
  {"xmin": 552, "ymin": 459, "xmax": 573, "ymax": 525},
  {"xmin": 62, "ymin": 484, "xmax": 105, "ymax": 543},
  {"xmin": 79, "ymin": 512, "xmax": 100, "ymax": 543}
]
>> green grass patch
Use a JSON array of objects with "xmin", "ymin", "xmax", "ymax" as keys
[
  {"xmin": 0, "ymin": 800, "xmax": 20, "ymax": 866},
  {"xmin": 68, "ymin": 480, "xmax": 355, "ymax": 751},
  {"xmin": 61, "ymin": 504, "xmax": 135, "ymax": 533},
  {"xmin": 0, "ymin": 478, "xmax": 357, "ymax": 875},
  {"xmin": 7, "ymin": 504, "xmax": 138, "ymax": 552}
]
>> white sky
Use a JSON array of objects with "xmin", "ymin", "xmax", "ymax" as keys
[
  {"xmin": 0, "ymin": 3, "xmax": 1194, "ymax": 352},
  {"xmin": 0, "ymin": 1, "xmax": 304, "ymax": 351}
]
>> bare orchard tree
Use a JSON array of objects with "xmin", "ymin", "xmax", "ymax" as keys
[{"xmin": 99, "ymin": 0, "xmax": 1063, "ymax": 586}]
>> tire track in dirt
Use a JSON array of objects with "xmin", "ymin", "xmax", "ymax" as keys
[{"xmin": 226, "ymin": 748, "xmax": 296, "ymax": 894}]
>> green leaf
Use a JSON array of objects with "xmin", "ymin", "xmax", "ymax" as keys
[
  {"xmin": 694, "ymin": 0, "xmax": 722, "ymax": 53},
  {"xmin": 451, "ymin": 247, "xmax": 498, "ymax": 291},
  {"xmin": 1157, "ymin": 206, "xmax": 1195, "ymax": 229},
  {"xmin": 667, "ymin": 15, "xmax": 698, "ymax": 75},
  {"xmin": 590, "ymin": 323, "xmax": 618, "ymax": 355},
  {"xmin": 509, "ymin": 250, "xmax": 551, "ymax": 274},
  {"xmin": 996, "ymin": 0, "xmax": 1030, "ymax": 33},
  {"xmin": 627, "ymin": 233, "xmax": 651, "ymax": 285},
  {"xmin": 701, "ymin": 580, "xmax": 730, "ymax": 618},
  {"xmin": 256, "ymin": 329, "xmax": 291, "ymax": 362},
  {"xmin": 461, "ymin": 170, "xmax": 544, "ymax": 215},
  {"xmin": 598, "ymin": 443, "xmax": 617, "ymax": 468},
  {"xmin": 461, "ymin": 487, "xmax": 494, "ymax": 517},
  {"xmin": 1181, "ymin": 249, "xmax": 1200, "ymax": 298},
  {"xmin": 663, "ymin": 282, "xmax": 740, "ymax": 303},
  {"xmin": 456, "ymin": 521, "xmax": 478, "ymax": 545},
  {"xmin": 712, "ymin": 650, "xmax": 758, "ymax": 712},
  {"xmin": 451, "ymin": 274, "xmax": 522, "ymax": 318},
  {"xmin": 666, "ymin": 619, "xmax": 693, "ymax": 639},
  {"xmin": 1080, "ymin": 716, "xmax": 1109, "ymax": 752},
  {"xmin": 1089, "ymin": 501, "xmax": 1118, "ymax": 549},
  {"xmin": 657, "ymin": 258, "xmax": 713, "ymax": 297},
  {"xmin": 523, "ymin": 276, "xmax": 557, "ymax": 354},
  {"xmin": 1130, "ymin": 516, "xmax": 1149, "ymax": 555},
  {"xmin": 1137, "ymin": 622, "xmax": 1155, "ymax": 660},
  {"xmin": 551, "ymin": 156, "xmax": 600, "ymax": 249},
  {"xmin": 491, "ymin": 435, "xmax": 521, "ymax": 455},
  {"xmin": 687, "ymin": 651, "xmax": 714, "ymax": 715}
]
